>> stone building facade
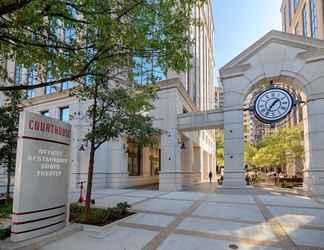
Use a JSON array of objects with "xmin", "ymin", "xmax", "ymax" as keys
[
  {"xmin": 281, "ymin": 0, "xmax": 324, "ymax": 39},
  {"xmin": 0, "ymin": 1, "xmax": 216, "ymax": 192}
]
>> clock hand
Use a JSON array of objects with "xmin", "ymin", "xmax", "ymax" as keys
[{"xmin": 266, "ymin": 99, "xmax": 280, "ymax": 116}]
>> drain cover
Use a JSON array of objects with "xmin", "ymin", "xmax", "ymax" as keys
[{"xmin": 229, "ymin": 244, "xmax": 239, "ymax": 249}]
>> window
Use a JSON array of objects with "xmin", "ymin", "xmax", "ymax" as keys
[
  {"xmin": 41, "ymin": 110, "xmax": 49, "ymax": 116},
  {"xmin": 302, "ymin": 5, "xmax": 308, "ymax": 36},
  {"xmin": 133, "ymin": 56, "xmax": 166, "ymax": 85},
  {"xmin": 27, "ymin": 64, "xmax": 37, "ymax": 98},
  {"xmin": 293, "ymin": 0, "xmax": 299, "ymax": 10},
  {"xmin": 62, "ymin": 77, "xmax": 74, "ymax": 90},
  {"xmin": 45, "ymin": 62, "xmax": 58, "ymax": 95},
  {"xmin": 288, "ymin": 0, "xmax": 292, "ymax": 24},
  {"xmin": 310, "ymin": 0, "xmax": 318, "ymax": 38},
  {"xmin": 59, "ymin": 106, "xmax": 70, "ymax": 122},
  {"xmin": 64, "ymin": 26, "xmax": 76, "ymax": 44},
  {"xmin": 127, "ymin": 143, "xmax": 142, "ymax": 176},
  {"xmin": 15, "ymin": 64, "xmax": 22, "ymax": 85},
  {"xmin": 45, "ymin": 62, "xmax": 74, "ymax": 94},
  {"xmin": 283, "ymin": 6, "xmax": 287, "ymax": 32}
]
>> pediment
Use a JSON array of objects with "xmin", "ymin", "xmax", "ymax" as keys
[{"xmin": 220, "ymin": 30, "xmax": 324, "ymax": 77}]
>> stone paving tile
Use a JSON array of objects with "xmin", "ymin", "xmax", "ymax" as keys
[
  {"xmin": 95, "ymin": 195, "xmax": 148, "ymax": 208},
  {"xmin": 259, "ymin": 194, "xmax": 324, "ymax": 208},
  {"xmin": 157, "ymin": 234, "xmax": 280, "ymax": 250},
  {"xmin": 207, "ymin": 193, "xmax": 256, "ymax": 204},
  {"xmin": 281, "ymin": 226, "xmax": 324, "ymax": 248},
  {"xmin": 177, "ymin": 217, "xmax": 277, "ymax": 242},
  {"xmin": 193, "ymin": 202, "xmax": 265, "ymax": 222},
  {"xmin": 159, "ymin": 191, "xmax": 205, "ymax": 201},
  {"xmin": 268, "ymin": 206, "xmax": 324, "ymax": 227},
  {"xmin": 41, "ymin": 225, "xmax": 158, "ymax": 250},
  {"xmin": 93, "ymin": 188, "xmax": 136, "ymax": 195},
  {"xmin": 125, "ymin": 190, "xmax": 167, "ymax": 198},
  {"xmin": 124, "ymin": 213, "xmax": 175, "ymax": 228},
  {"xmin": 69, "ymin": 192, "xmax": 109, "ymax": 203},
  {"xmin": 133, "ymin": 198, "xmax": 194, "ymax": 214}
]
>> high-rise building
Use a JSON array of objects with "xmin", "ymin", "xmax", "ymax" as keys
[
  {"xmin": 0, "ymin": 2, "xmax": 216, "ymax": 191},
  {"xmin": 214, "ymin": 78, "xmax": 223, "ymax": 109},
  {"xmin": 281, "ymin": 0, "xmax": 324, "ymax": 39}
]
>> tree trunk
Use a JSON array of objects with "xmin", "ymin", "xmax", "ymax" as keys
[{"xmin": 85, "ymin": 83, "xmax": 98, "ymax": 219}]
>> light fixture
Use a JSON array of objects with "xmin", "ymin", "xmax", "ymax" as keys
[
  {"xmin": 78, "ymin": 144, "xmax": 85, "ymax": 151},
  {"xmin": 78, "ymin": 141, "xmax": 88, "ymax": 151}
]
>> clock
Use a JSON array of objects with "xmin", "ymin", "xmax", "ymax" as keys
[{"xmin": 253, "ymin": 87, "xmax": 294, "ymax": 124}]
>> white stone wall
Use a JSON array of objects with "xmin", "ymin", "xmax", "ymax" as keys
[{"xmin": 220, "ymin": 30, "xmax": 324, "ymax": 195}]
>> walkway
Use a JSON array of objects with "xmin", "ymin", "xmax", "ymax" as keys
[{"xmin": 42, "ymin": 186, "xmax": 324, "ymax": 250}]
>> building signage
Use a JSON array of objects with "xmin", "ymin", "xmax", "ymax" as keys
[{"xmin": 11, "ymin": 111, "xmax": 72, "ymax": 242}]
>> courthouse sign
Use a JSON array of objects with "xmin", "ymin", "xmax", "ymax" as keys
[{"xmin": 11, "ymin": 111, "xmax": 71, "ymax": 242}]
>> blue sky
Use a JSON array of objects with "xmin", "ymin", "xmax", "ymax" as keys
[{"xmin": 213, "ymin": 0, "xmax": 282, "ymax": 70}]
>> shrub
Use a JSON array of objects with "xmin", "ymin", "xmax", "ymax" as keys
[
  {"xmin": 280, "ymin": 181, "xmax": 294, "ymax": 189},
  {"xmin": 0, "ymin": 203, "xmax": 12, "ymax": 218},
  {"xmin": 69, "ymin": 202, "xmax": 132, "ymax": 226},
  {"xmin": 0, "ymin": 227, "xmax": 11, "ymax": 240}
]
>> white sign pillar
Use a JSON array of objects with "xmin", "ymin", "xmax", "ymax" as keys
[{"xmin": 11, "ymin": 111, "xmax": 72, "ymax": 242}]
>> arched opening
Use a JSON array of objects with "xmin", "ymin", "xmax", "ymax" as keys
[{"xmin": 242, "ymin": 76, "xmax": 307, "ymax": 189}]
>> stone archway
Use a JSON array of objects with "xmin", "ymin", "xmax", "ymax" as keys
[{"xmin": 220, "ymin": 30, "xmax": 324, "ymax": 197}]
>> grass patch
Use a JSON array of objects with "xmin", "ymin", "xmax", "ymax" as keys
[{"xmin": 70, "ymin": 202, "xmax": 134, "ymax": 226}]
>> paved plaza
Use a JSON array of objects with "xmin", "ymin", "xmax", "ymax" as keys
[{"xmin": 41, "ymin": 185, "xmax": 324, "ymax": 250}]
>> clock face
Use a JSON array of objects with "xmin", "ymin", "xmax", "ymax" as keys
[{"xmin": 254, "ymin": 88, "xmax": 294, "ymax": 124}]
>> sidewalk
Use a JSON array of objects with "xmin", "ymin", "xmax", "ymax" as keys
[{"xmin": 41, "ymin": 187, "xmax": 324, "ymax": 250}]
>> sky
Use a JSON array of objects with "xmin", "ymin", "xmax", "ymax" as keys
[{"xmin": 213, "ymin": 0, "xmax": 282, "ymax": 71}]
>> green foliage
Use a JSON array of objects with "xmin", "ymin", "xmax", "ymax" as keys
[
  {"xmin": 75, "ymin": 84, "xmax": 159, "ymax": 150},
  {"xmin": 0, "ymin": 227, "xmax": 11, "ymax": 240},
  {"xmin": 0, "ymin": 91, "xmax": 22, "ymax": 199},
  {"xmin": 280, "ymin": 181, "xmax": 294, "ymax": 189},
  {"xmin": 215, "ymin": 131, "xmax": 224, "ymax": 166},
  {"xmin": 247, "ymin": 125, "xmax": 304, "ymax": 170},
  {"xmin": 0, "ymin": 202, "xmax": 12, "ymax": 218},
  {"xmin": 249, "ymin": 175, "xmax": 265, "ymax": 184},
  {"xmin": 70, "ymin": 202, "xmax": 132, "ymax": 226},
  {"xmin": 0, "ymin": 0, "xmax": 206, "ymax": 90},
  {"xmin": 244, "ymin": 142, "xmax": 257, "ymax": 169}
]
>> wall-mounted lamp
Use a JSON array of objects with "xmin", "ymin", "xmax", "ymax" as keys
[{"xmin": 78, "ymin": 141, "xmax": 88, "ymax": 151}]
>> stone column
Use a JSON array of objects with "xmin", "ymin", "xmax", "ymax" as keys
[
  {"xmin": 303, "ymin": 97, "xmax": 324, "ymax": 197},
  {"xmin": 192, "ymin": 146, "xmax": 202, "ymax": 184},
  {"xmin": 181, "ymin": 137, "xmax": 194, "ymax": 187},
  {"xmin": 223, "ymin": 109, "xmax": 246, "ymax": 188},
  {"xmin": 159, "ymin": 128, "xmax": 182, "ymax": 191},
  {"xmin": 105, "ymin": 137, "xmax": 129, "ymax": 188}
]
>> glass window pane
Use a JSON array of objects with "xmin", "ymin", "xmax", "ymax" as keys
[
  {"xmin": 59, "ymin": 107, "xmax": 70, "ymax": 121},
  {"xmin": 41, "ymin": 110, "xmax": 49, "ymax": 116},
  {"xmin": 27, "ymin": 64, "xmax": 37, "ymax": 98}
]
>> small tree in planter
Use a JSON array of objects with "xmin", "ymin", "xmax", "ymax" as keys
[{"xmin": 0, "ymin": 91, "xmax": 22, "ymax": 203}]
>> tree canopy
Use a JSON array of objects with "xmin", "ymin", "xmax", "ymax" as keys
[
  {"xmin": 246, "ymin": 125, "xmax": 304, "ymax": 170},
  {"xmin": 0, "ymin": 0, "xmax": 205, "ymax": 91}
]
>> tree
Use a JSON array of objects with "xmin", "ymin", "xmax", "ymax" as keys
[
  {"xmin": 251, "ymin": 125, "xmax": 304, "ymax": 173},
  {"xmin": 74, "ymin": 83, "xmax": 159, "ymax": 217},
  {"xmin": 215, "ymin": 131, "xmax": 224, "ymax": 167},
  {"xmin": 244, "ymin": 142, "xmax": 257, "ymax": 170},
  {"xmin": 0, "ymin": 91, "xmax": 22, "ymax": 202},
  {"xmin": 0, "ymin": 0, "xmax": 205, "ymax": 91},
  {"xmin": 1, "ymin": 0, "xmax": 207, "ymax": 217}
]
